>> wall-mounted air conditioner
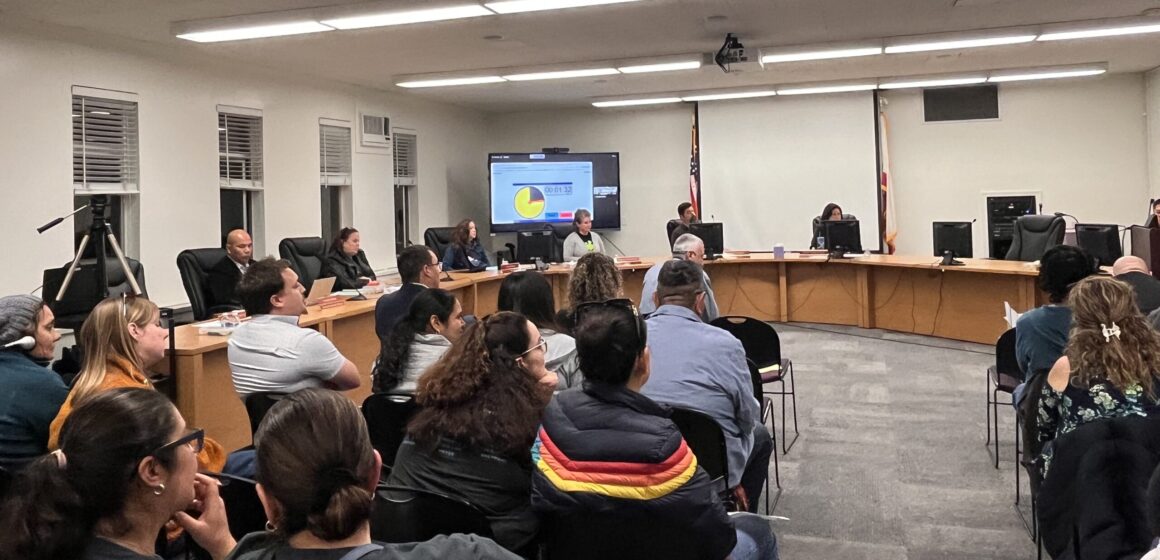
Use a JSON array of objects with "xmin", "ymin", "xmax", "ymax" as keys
[{"xmin": 360, "ymin": 112, "xmax": 391, "ymax": 149}]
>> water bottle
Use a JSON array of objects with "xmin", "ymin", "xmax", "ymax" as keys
[
  {"xmin": 773, "ymin": 243, "xmax": 785, "ymax": 259},
  {"xmin": 816, "ymin": 236, "xmax": 825, "ymax": 250}
]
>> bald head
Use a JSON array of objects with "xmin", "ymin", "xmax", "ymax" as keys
[
  {"xmin": 1112, "ymin": 256, "xmax": 1149, "ymax": 276},
  {"xmin": 226, "ymin": 229, "xmax": 254, "ymax": 265}
]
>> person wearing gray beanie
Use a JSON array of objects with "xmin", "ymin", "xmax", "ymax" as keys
[{"xmin": 0, "ymin": 294, "xmax": 68, "ymax": 468}]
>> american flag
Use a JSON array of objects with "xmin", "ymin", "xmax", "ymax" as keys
[{"xmin": 689, "ymin": 103, "xmax": 702, "ymax": 217}]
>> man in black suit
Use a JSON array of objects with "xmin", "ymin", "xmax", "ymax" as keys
[
  {"xmin": 375, "ymin": 245, "xmax": 442, "ymax": 341},
  {"xmin": 1113, "ymin": 256, "xmax": 1160, "ymax": 315},
  {"xmin": 207, "ymin": 229, "xmax": 255, "ymax": 308}
]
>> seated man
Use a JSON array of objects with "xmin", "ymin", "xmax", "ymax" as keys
[
  {"xmin": 375, "ymin": 245, "xmax": 441, "ymax": 340},
  {"xmin": 206, "ymin": 228, "xmax": 256, "ymax": 308},
  {"xmin": 228, "ymin": 258, "xmax": 360, "ymax": 397},
  {"xmin": 641, "ymin": 259, "xmax": 772, "ymax": 513},
  {"xmin": 532, "ymin": 300, "xmax": 777, "ymax": 559},
  {"xmin": 1113, "ymin": 256, "xmax": 1160, "ymax": 315},
  {"xmin": 1013, "ymin": 245, "xmax": 1094, "ymax": 405},
  {"xmin": 668, "ymin": 201, "xmax": 697, "ymax": 247},
  {"xmin": 639, "ymin": 233, "xmax": 719, "ymax": 322}
]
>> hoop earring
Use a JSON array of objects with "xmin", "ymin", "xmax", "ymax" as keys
[
  {"xmin": 153, "ymin": 483, "xmax": 165, "ymax": 496},
  {"xmin": 265, "ymin": 521, "xmax": 277, "ymax": 532}
]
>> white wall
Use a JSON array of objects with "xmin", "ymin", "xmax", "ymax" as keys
[
  {"xmin": 0, "ymin": 25, "xmax": 488, "ymax": 307},
  {"xmin": 883, "ymin": 74, "xmax": 1150, "ymax": 257},
  {"xmin": 485, "ymin": 106, "xmax": 692, "ymax": 257}
]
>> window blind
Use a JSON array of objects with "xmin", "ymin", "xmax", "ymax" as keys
[
  {"xmin": 320, "ymin": 125, "xmax": 352, "ymax": 186},
  {"xmin": 219, "ymin": 113, "xmax": 263, "ymax": 188},
  {"xmin": 72, "ymin": 95, "xmax": 139, "ymax": 192},
  {"xmin": 393, "ymin": 132, "xmax": 417, "ymax": 187}
]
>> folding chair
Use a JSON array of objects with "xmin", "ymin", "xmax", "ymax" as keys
[{"xmin": 711, "ymin": 316, "xmax": 799, "ymax": 454}]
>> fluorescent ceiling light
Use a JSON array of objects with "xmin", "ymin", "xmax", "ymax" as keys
[
  {"xmin": 485, "ymin": 0, "xmax": 640, "ymax": 15},
  {"xmin": 879, "ymin": 77, "xmax": 986, "ymax": 89},
  {"xmin": 396, "ymin": 76, "xmax": 507, "ymax": 88},
  {"xmin": 177, "ymin": 21, "xmax": 333, "ymax": 42},
  {"xmin": 1037, "ymin": 23, "xmax": 1160, "ymax": 41},
  {"xmin": 617, "ymin": 60, "xmax": 702, "ymax": 74},
  {"xmin": 322, "ymin": 5, "xmax": 493, "ymax": 30},
  {"xmin": 885, "ymin": 34, "xmax": 1035, "ymax": 53},
  {"xmin": 987, "ymin": 68, "xmax": 1106, "ymax": 82},
  {"xmin": 681, "ymin": 91, "xmax": 777, "ymax": 102},
  {"xmin": 592, "ymin": 97, "xmax": 683, "ymax": 108},
  {"xmin": 503, "ymin": 68, "xmax": 619, "ymax": 81},
  {"xmin": 777, "ymin": 84, "xmax": 878, "ymax": 95},
  {"xmin": 761, "ymin": 47, "xmax": 882, "ymax": 64}
]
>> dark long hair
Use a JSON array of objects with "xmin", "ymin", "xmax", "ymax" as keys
[
  {"xmin": 574, "ymin": 304, "xmax": 648, "ymax": 386},
  {"xmin": 497, "ymin": 271, "xmax": 557, "ymax": 330},
  {"xmin": 255, "ymin": 389, "xmax": 376, "ymax": 541},
  {"xmin": 373, "ymin": 289, "xmax": 458, "ymax": 393},
  {"xmin": 329, "ymin": 227, "xmax": 359, "ymax": 256},
  {"xmin": 0, "ymin": 388, "xmax": 178, "ymax": 560},
  {"xmin": 450, "ymin": 219, "xmax": 476, "ymax": 250},
  {"xmin": 820, "ymin": 203, "xmax": 842, "ymax": 221},
  {"xmin": 407, "ymin": 312, "xmax": 550, "ymax": 460}
]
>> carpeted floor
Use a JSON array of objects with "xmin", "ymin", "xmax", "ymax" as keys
[{"xmin": 759, "ymin": 323, "xmax": 1036, "ymax": 560}]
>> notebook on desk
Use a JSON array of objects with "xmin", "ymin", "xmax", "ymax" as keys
[{"xmin": 305, "ymin": 277, "xmax": 336, "ymax": 305}]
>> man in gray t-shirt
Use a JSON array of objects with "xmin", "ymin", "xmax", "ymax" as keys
[{"xmin": 228, "ymin": 258, "xmax": 361, "ymax": 397}]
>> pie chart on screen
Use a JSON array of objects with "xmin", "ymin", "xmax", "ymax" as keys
[{"xmin": 514, "ymin": 186, "xmax": 546, "ymax": 219}]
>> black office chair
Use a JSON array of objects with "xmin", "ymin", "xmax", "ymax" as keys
[
  {"xmin": 277, "ymin": 237, "xmax": 327, "ymax": 292},
  {"xmin": 361, "ymin": 393, "xmax": 419, "ymax": 471},
  {"xmin": 243, "ymin": 392, "xmax": 286, "ymax": 436},
  {"xmin": 1005, "ymin": 215, "xmax": 1065, "ymax": 262},
  {"xmin": 176, "ymin": 248, "xmax": 237, "ymax": 321},
  {"xmin": 669, "ymin": 407, "xmax": 731, "ymax": 507},
  {"xmin": 986, "ymin": 328, "xmax": 1020, "ymax": 469},
  {"xmin": 423, "ymin": 227, "xmax": 456, "ymax": 261},
  {"xmin": 747, "ymin": 359, "xmax": 779, "ymax": 513},
  {"xmin": 550, "ymin": 224, "xmax": 572, "ymax": 263},
  {"xmin": 710, "ymin": 316, "xmax": 799, "ymax": 454},
  {"xmin": 42, "ymin": 258, "xmax": 148, "ymax": 331},
  {"xmin": 666, "ymin": 219, "xmax": 682, "ymax": 247},
  {"xmin": 370, "ymin": 485, "xmax": 493, "ymax": 543}
]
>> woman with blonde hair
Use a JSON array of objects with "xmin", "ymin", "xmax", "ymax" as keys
[
  {"xmin": 1038, "ymin": 276, "xmax": 1160, "ymax": 474},
  {"xmin": 49, "ymin": 295, "xmax": 227, "ymax": 471}
]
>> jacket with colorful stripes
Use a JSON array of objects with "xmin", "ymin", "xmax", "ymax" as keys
[{"xmin": 531, "ymin": 381, "xmax": 736, "ymax": 558}]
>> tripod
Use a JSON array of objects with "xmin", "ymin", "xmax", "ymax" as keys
[{"xmin": 39, "ymin": 194, "xmax": 141, "ymax": 302}]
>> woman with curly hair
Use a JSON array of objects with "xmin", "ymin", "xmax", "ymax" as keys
[
  {"xmin": 556, "ymin": 252, "xmax": 623, "ymax": 333},
  {"xmin": 442, "ymin": 218, "xmax": 490, "ymax": 271},
  {"xmin": 1038, "ymin": 276, "xmax": 1160, "ymax": 475},
  {"xmin": 386, "ymin": 312, "xmax": 555, "ymax": 554}
]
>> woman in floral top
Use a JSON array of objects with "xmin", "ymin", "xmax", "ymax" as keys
[{"xmin": 1038, "ymin": 276, "xmax": 1160, "ymax": 476}]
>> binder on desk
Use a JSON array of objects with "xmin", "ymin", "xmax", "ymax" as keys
[{"xmin": 1130, "ymin": 226, "xmax": 1160, "ymax": 277}]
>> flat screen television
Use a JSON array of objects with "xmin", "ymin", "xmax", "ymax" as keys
[{"xmin": 488, "ymin": 152, "xmax": 621, "ymax": 233}]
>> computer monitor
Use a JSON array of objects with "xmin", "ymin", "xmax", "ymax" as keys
[
  {"xmin": 822, "ymin": 219, "xmax": 862, "ymax": 255},
  {"xmin": 1074, "ymin": 223, "xmax": 1122, "ymax": 267},
  {"xmin": 516, "ymin": 231, "xmax": 553, "ymax": 264},
  {"xmin": 688, "ymin": 222, "xmax": 724, "ymax": 259},
  {"xmin": 932, "ymin": 221, "xmax": 973, "ymax": 259}
]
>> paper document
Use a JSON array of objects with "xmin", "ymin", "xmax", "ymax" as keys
[{"xmin": 1004, "ymin": 302, "xmax": 1023, "ymax": 329}]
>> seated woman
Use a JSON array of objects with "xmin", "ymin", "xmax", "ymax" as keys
[
  {"xmin": 388, "ymin": 312, "xmax": 556, "ymax": 554},
  {"xmin": 325, "ymin": 227, "xmax": 377, "ymax": 290},
  {"xmin": 555, "ymin": 252, "xmax": 623, "ymax": 333},
  {"xmin": 372, "ymin": 289, "xmax": 465, "ymax": 395},
  {"xmin": 498, "ymin": 271, "xmax": 581, "ymax": 389},
  {"xmin": 49, "ymin": 295, "xmax": 226, "ymax": 471},
  {"xmin": 809, "ymin": 202, "xmax": 845, "ymax": 249},
  {"xmin": 228, "ymin": 388, "xmax": 517, "ymax": 559},
  {"xmin": 0, "ymin": 294, "xmax": 68, "ymax": 469},
  {"xmin": 1038, "ymin": 276, "xmax": 1160, "ymax": 476},
  {"xmin": 0, "ymin": 388, "xmax": 237, "ymax": 560},
  {"xmin": 532, "ymin": 300, "xmax": 779, "ymax": 560},
  {"xmin": 442, "ymin": 219, "xmax": 490, "ymax": 270},
  {"xmin": 562, "ymin": 209, "xmax": 606, "ymax": 261}
]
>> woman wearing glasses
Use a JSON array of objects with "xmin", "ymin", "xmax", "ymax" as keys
[
  {"xmin": 498, "ymin": 271, "xmax": 582, "ymax": 389},
  {"xmin": 532, "ymin": 300, "xmax": 779, "ymax": 559},
  {"xmin": 48, "ymin": 295, "xmax": 226, "ymax": 471},
  {"xmin": 387, "ymin": 312, "xmax": 555, "ymax": 555},
  {"xmin": 0, "ymin": 388, "xmax": 236, "ymax": 560}
]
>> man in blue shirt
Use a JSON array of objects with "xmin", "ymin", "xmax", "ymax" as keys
[
  {"xmin": 1013, "ymin": 245, "xmax": 1095, "ymax": 405},
  {"xmin": 641, "ymin": 259, "xmax": 772, "ymax": 512},
  {"xmin": 375, "ymin": 245, "xmax": 442, "ymax": 341},
  {"xmin": 639, "ymin": 233, "xmax": 719, "ymax": 322}
]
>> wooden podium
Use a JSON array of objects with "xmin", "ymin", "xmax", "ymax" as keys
[{"xmin": 1130, "ymin": 226, "xmax": 1160, "ymax": 276}]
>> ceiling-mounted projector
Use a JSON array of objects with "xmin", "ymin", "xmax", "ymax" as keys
[{"xmin": 715, "ymin": 33, "xmax": 750, "ymax": 73}]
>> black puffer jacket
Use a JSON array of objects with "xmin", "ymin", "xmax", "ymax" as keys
[{"xmin": 531, "ymin": 382, "xmax": 736, "ymax": 560}]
